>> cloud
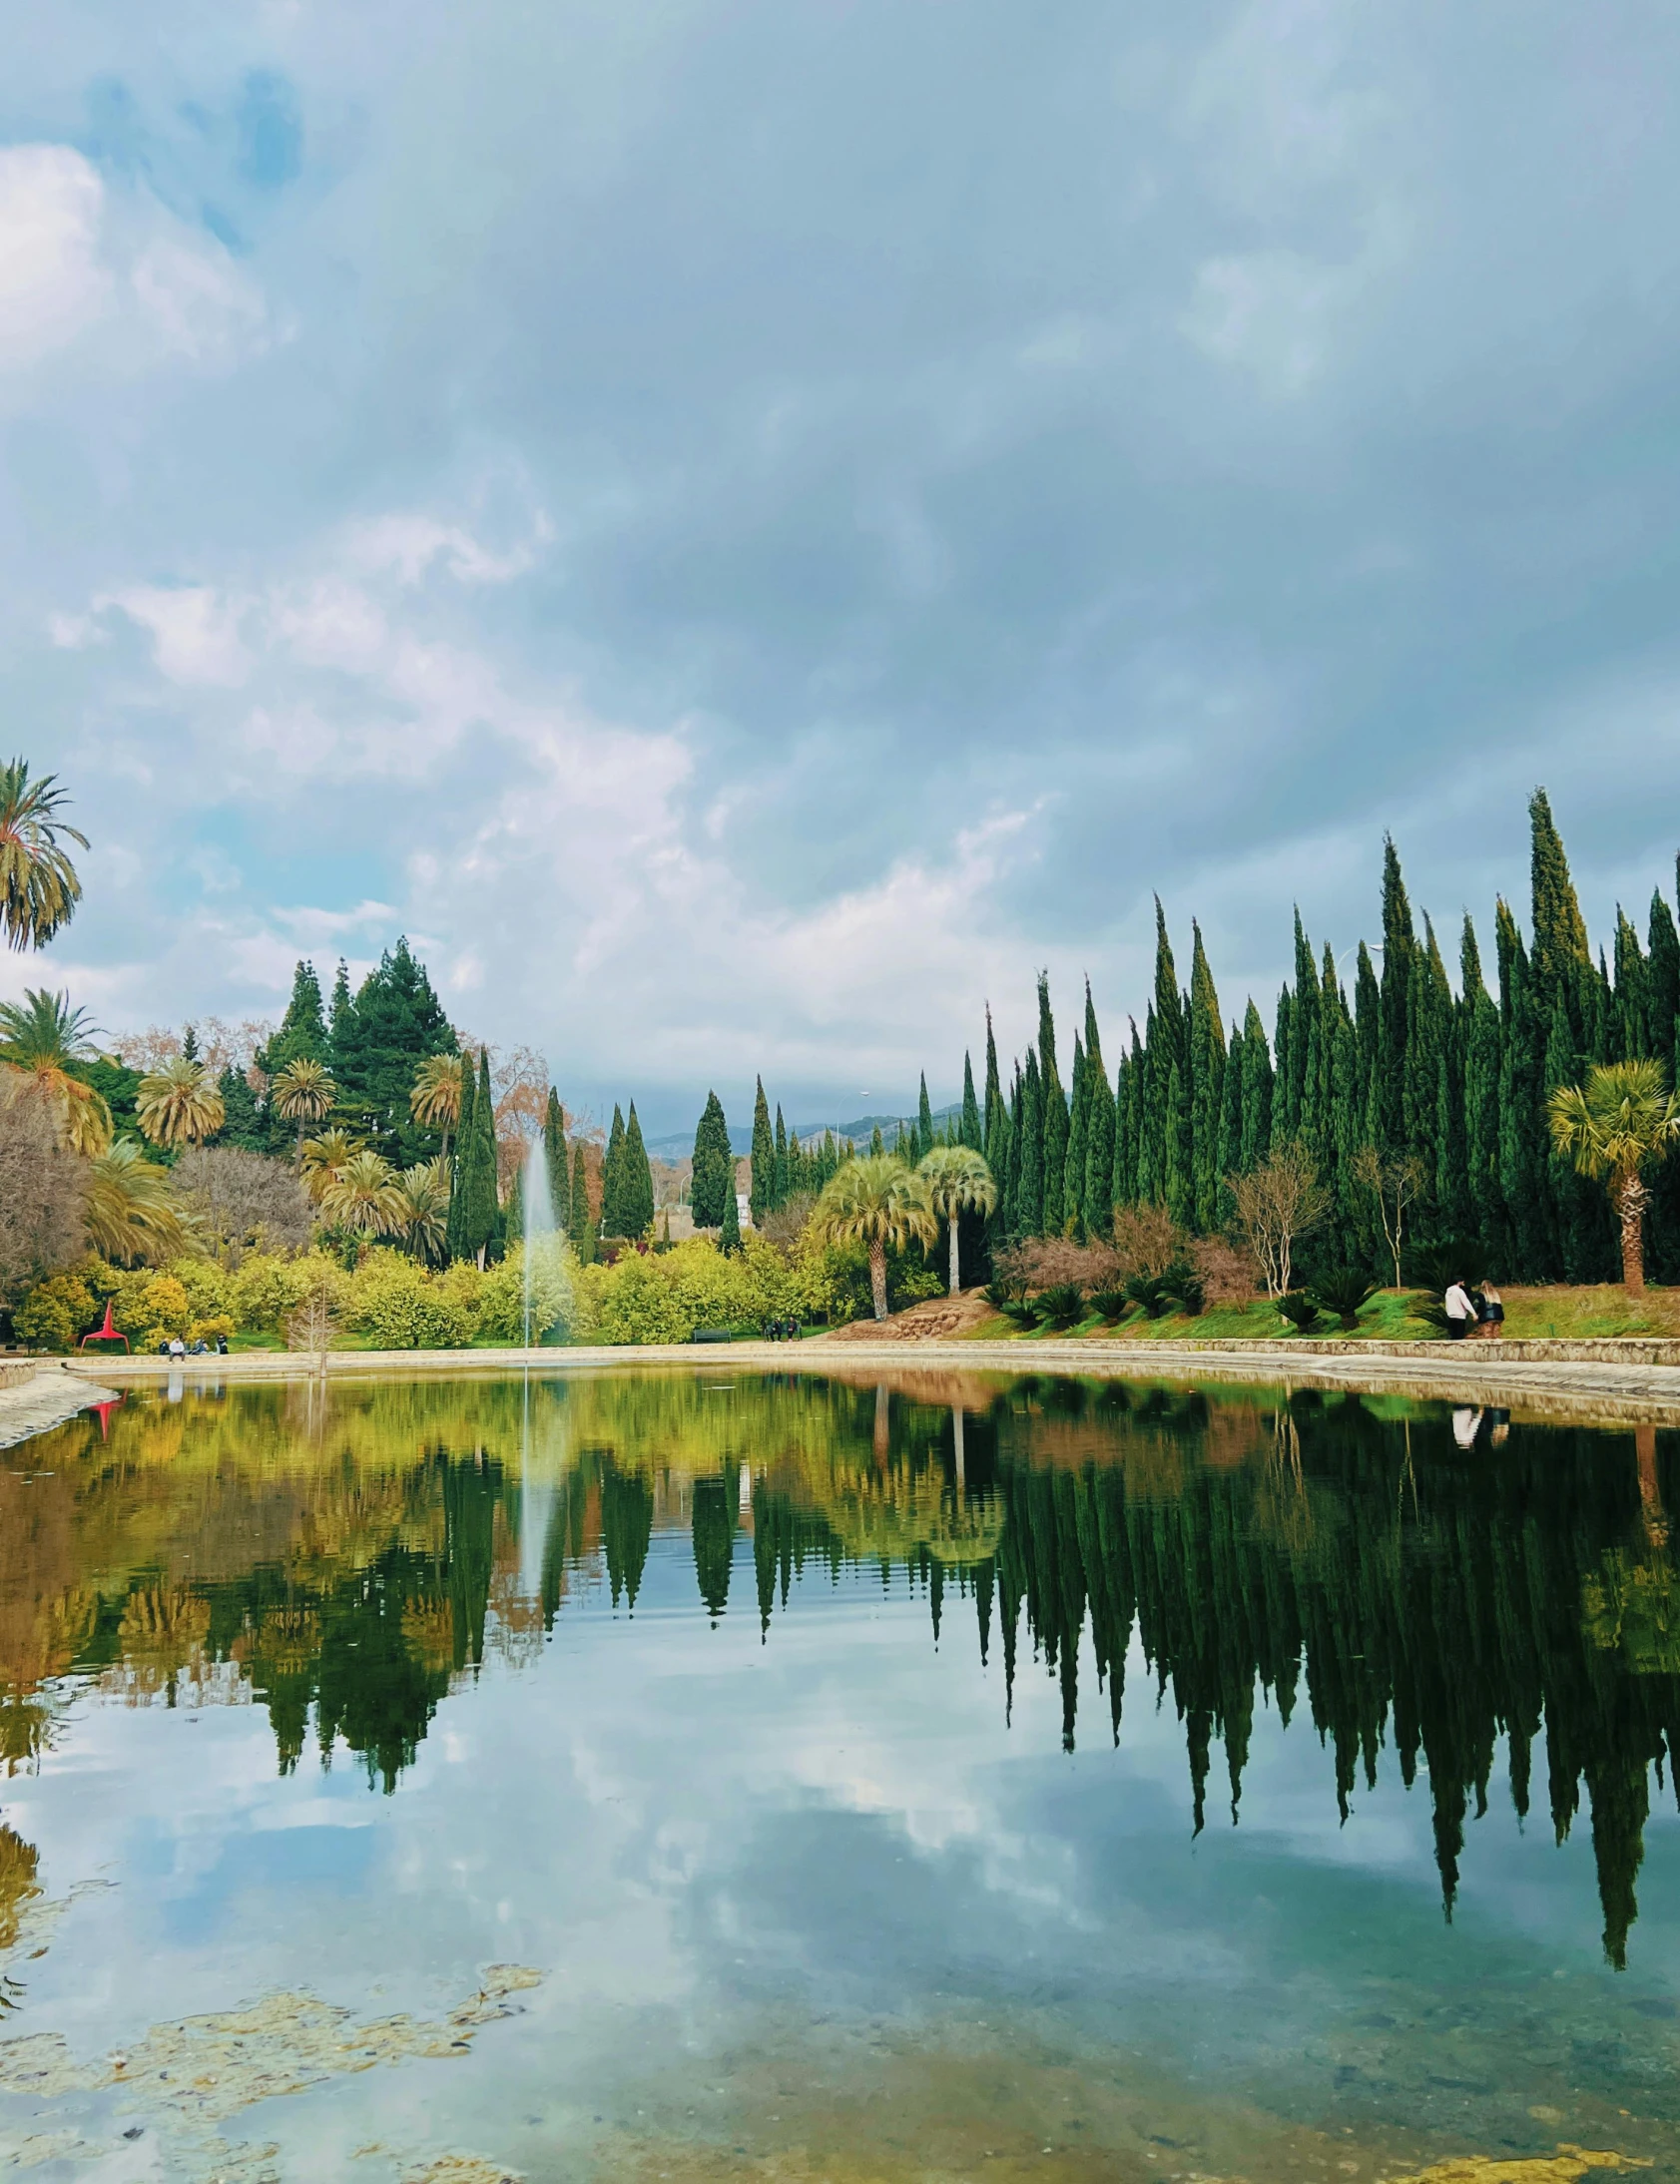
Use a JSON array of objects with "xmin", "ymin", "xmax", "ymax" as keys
[{"xmin": 0, "ymin": 143, "xmax": 267, "ymax": 398}]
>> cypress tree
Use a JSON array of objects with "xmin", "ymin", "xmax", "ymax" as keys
[
  {"xmin": 506, "ymin": 1163, "xmax": 525, "ymax": 1247},
  {"xmin": 1239, "ymin": 1000, "xmax": 1273, "ymax": 1173},
  {"xmin": 544, "ymin": 1089, "xmax": 570, "ymax": 1233},
  {"xmin": 446, "ymin": 1050, "xmax": 473, "ymax": 1259},
  {"xmin": 692, "ymin": 1092, "xmax": 732, "ymax": 1228},
  {"xmin": 601, "ymin": 1103, "xmax": 628, "ymax": 1238},
  {"xmin": 961, "ymin": 1053, "xmax": 981, "ymax": 1150},
  {"xmin": 1188, "ymin": 922, "xmax": 1226, "ymax": 1233},
  {"xmin": 1323, "ymin": 945, "xmax": 1362, "ymax": 1256},
  {"xmin": 750, "ymin": 1078, "xmax": 775, "ymax": 1225},
  {"xmin": 1065, "ymin": 1035, "xmax": 1089, "ymax": 1239},
  {"xmin": 1216, "ymin": 1017, "xmax": 1244, "ymax": 1224},
  {"xmin": 1496, "ymin": 899, "xmax": 1550, "ymax": 1278},
  {"xmin": 1018, "ymin": 1055, "xmax": 1044, "ymax": 1237},
  {"xmin": 1272, "ymin": 984, "xmax": 1296, "ymax": 1144},
  {"xmin": 719, "ymin": 1162, "xmax": 742, "ymax": 1253},
  {"xmin": 1613, "ymin": 910, "xmax": 1651, "ymax": 1058},
  {"xmin": 1352, "ymin": 940, "xmax": 1382, "ymax": 1135},
  {"xmin": 327, "ymin": 959, "xmax": 353, "ymax": 1068},
  {"xmin": 1647, "ymin": 890, "xmax": 1680, "ymax": 1281},
  {"xmin": 1037, "ymin": 975, "xmax": 1068, "ymax": 1233},
  {"xmin": 1082, "ymin": 983, "xmax": 1116, "ymax": 1239},
  {"xmin": 461, "ymin": 1046, "xmax": 499, "ymax": 1265},
  {"xmin": 1147, "ymin": 902, "xmax": 1189, "ymax": 1213},
  {"xmin": 622, "ymin": 1101, "xmax": 655, "ymax": 1240},
  {"xmin": 1114, "ymin": 1022, "xmax": 1144, "ymax": 1208},
  {"xmin": 869, "ymin": 1124, "xmax": 884, "ymax": 1157},
  {"xmin": 918, "ymin": 1072, "xmax": 934, "ymax": 1160},
  {"xmin": 572, "ymin": 1140, "xmax": 595, "ymax": 1263},
  {"xmin": 1529, "ymin": 788, "xmax": 1592, "ymax": 1032},
  {"xmin": 1378, "ymin": 836, "xmax": 1416, "ymax": 1149},
  {"xmin": 774, "ymin": 1105, "xmax": 789, "ymax": 1207},
  {"xmin": 1461, "ymin": 917, "xmax": 1503, "ymax": 1262}
]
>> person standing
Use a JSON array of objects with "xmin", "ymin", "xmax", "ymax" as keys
[
  {"xmin": 1442, "ymin": 1278, "xmax": 1477, "ymax": 1340},
  {"xmin": 1476, "ymin": 1282, "xmax": 1504, "ymax": 1340}
]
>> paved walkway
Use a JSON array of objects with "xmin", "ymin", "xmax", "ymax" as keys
[{"xmin": 28, "ymin": 1336, "xmax": 1680, "ymax": 1429}]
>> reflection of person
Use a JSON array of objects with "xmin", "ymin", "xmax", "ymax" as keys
[
  {"xmin": 1443, "ymin": 1280, "xmax": 1477, "ymax": 1339},
  {"xmin": 1476, "ymin": 1283, "xmax": 1504, "ymax": 1340},
  {"xmin": 1451, "ymin": 1406, "xmax": 1483, "ymax": 1449}
]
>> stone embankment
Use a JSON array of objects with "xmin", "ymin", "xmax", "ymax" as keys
[{"xmin": 2, "ymin": 1333, "xmax": 1673, "ymax": 1430}]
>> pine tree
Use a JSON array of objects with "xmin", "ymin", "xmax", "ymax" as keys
[
  {"xmin": 330, "ymin": 938, "xmax": 457, "ymax": 1161},
  {"xmin": 601, "ymin": 1103, "xmax": 628, "ymax": 1238},
  {"xmin": 961, "ymin": 1052, "xmax": 981, "ymax": 1151},
  {"xmin": 544, "ymin": 1089, "xmax": 570, "ymax": 1233},
  {"xmin": 258, "ymin": 961, "xmax": 328, "ymax": 1152},
  {"xmin": 182, "ymin": 1023, "xmax": 200, "ymax": 1063},
  {"xmin": 622, "ymin": 1101, "xmax": 655, "ymax": 1240},
  {"xmin": 692, "ymin": 1092, "xmax": 732, "ymax": 1228},
  {"xmin": 1037, "ymin": 974, "xmax": 1068, "ymax": 1234},
  {"xmin": 327, "ymin": 959, "xmax": 353, "ymax": 1062},
  {"xmin": 213, "ymin": 1063, "xmax": 265, "ymax": 1151}
]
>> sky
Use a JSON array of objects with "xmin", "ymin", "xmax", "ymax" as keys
[{"xmin": 5, "ymin": 1, "xmax": 1680, "ymax": 1136}]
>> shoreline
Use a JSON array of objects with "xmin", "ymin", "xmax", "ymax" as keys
[{"xmin": 0, "ymin": 1333, "xmax": 1672, "ymax": 1429}]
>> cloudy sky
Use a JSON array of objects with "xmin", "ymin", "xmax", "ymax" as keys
[{"xmin": 6, "ymin": 1, "xmax": 1680, "ymax": 1133}]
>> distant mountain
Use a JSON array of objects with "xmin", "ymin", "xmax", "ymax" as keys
[{"xmin": 643, "ymin": 1103, "xmax": 960, "ymax": 1165}]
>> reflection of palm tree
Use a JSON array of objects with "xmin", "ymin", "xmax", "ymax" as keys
[
  {"xmin": 137, "ymin": 1056, "xmax": 225, "ymax": 1149},
  {"xmin": 317, "ymin": 1150, "xmax": 406, "ymax": 1238},
  {"xmin": 0, "ymin": 989, "xmax": 111, "ymax": 1153},
  {"xmin": 272, "ymin": 1057, "xmax": 336, "ymax": 1159},
  {"xmin": 1548, "ymin": 1059, "xmax": 1680, "ymax": 1295},
  {"xmin": 810, "ymin": 1155, "xmax": 936, "ymax": 1321},
  {"xmin": 409, "ymin": 1053, "xmax": 464, "ymax": 1160},
  {"xmin": 917, "ymin": 1145, "xmax": 996, "ymax": 1295},
  {"xmin": 0, "ymin": 759, "xmax": 87, "ymax": 952}
]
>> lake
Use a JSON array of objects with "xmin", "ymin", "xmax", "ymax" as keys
[{"xmin": 0, "ymin": 1367, "xmax": 1676, "ymax": 2182}]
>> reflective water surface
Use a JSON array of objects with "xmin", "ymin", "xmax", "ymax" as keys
[{"xmin": 0, "ymin": 1367, "xmax": 1677, "ymax": 2182}]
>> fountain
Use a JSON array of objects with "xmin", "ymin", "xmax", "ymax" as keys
[{"xmin": 518, "ymin": 1130, "xmax": 564, "ymax": 1601}]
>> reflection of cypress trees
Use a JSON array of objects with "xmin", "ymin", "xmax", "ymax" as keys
[
  {"xmin": 602, "ymin": 1466, "xmax": 653, "ymax": 1610},
  {"xmin": 693, "ymin": 1476, "xmax": 736, "ymax": 1621}
]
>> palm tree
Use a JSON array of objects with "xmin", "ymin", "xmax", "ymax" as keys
[
  {"xmin": 136, "ymin": 1055, "xmax": 225, "ymax": 1150},
  {"xmin": 396, "ymin": 1156, "xmax": 451, "ymax": 1263},
  {"xmin": 85, "ymin": 1141, "xmax": 187, "ymax": 1265},
  {"xmin": 317, "ymin": 1149, "xmax": 406, "ymax": 1239},
  {"xmin": 299, "ymin": 1127, "xmax": 361, "ymax": 1202},
  {"xmin": 809, "ymin": 1154, "xmax": 936, "ymax": 1321},
  {"xmin": 1548, "ymin": 1058, "xmax": 1680, "ymax": 1296},
  {"xmin": 0, "ymin": 759, "xmax": 87, "ymax": 952},
  {"xmin": 0, "ymin": 987, "xmax": 111, "ymax": 1153},
  {"xmin": 409, "ymin": 1053, "xmax": 465, "ymax": 1159},
  {"xmin": 272, "ymin": 1056, "xmax": 336, "ymax": 1158},
  {"xmin": 917, "ymin": 1145, "xmax": 997, "ymax": 1296}
]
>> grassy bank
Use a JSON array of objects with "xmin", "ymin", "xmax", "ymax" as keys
[{"xmin": 956, "ymin": 1285, "xmax": 1680, "ymax": 1346}]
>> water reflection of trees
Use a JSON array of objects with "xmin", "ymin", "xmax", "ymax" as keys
[{"xmin": 0, "ymin": 1371, "xmax": 1677, "ymax": 1964}]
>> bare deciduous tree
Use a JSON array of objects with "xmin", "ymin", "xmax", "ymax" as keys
[
  {"xmin": 0, "ymin": 1071, "xmax": 87, "ymax": 1304},
  {"xmin": 1352, "ymin": 1145, "xmax": 1429, "ymax": 1289},
  {"xmin": 1110, "ymin": 1203, "xmax": 1191, "ymax": 1281},
  {"xmin": 1228, "ymin": 1142, "xmax": 1331, "ymax": 1298},
  {"xmin": 175, "ymin": 1147, "xmax": 315, "ymax": 1265}
]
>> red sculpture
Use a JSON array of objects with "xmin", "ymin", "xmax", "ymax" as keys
[{"xmin": 79, "ymin": 1301, "xmax": 130, "ymax": 1352}]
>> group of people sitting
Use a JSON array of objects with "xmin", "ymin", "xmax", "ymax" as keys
[
  {"xmin": 1440, "ymin": 1279, "xmax": 1505, "ymax": 1340},
  {"xmin": 760, "ymin": 1317, "xmax": 803, "ymax": 1342},
  {"xmin": 156, "ymin": 1334, "xmax": 230, "ymax": 1359}
]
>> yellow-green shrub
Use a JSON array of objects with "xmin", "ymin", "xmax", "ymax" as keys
[
  {"xmin": 577, "ymin": 1235, "xmax": 814, "ymax": 1346},
  {"xmin": 114, "ymin": 1273, "xmax": 192, "ymax": 1342},
  {"xmin": 474, "ymin": 1239, "xmax": 579, "ymax": 1345},
  {"xmin": 581, "ymin": 1251, "xmax": 693, "ymax": 1345},
  {"xmin": 341, "ymin": 1249, "xmax": 470, "ymax": 1351},
  {"xmin": 14, "ymin": 1273, "xmax": 97, "ymax": 1352}
]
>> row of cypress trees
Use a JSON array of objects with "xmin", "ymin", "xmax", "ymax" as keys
[{"xmin": 958, "ymin": 791, "xmax": 1680, "ymax": 1284}]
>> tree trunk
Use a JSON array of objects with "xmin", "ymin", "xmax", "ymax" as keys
[
  {"xmin": 873, "ymin": 1382, "xmax": 890, "ymax": 1460},
  {"xmin": 869, "ymin": 1240, "xmax": 888, "ymax": 1320},
  {"xmin": 1636, "ymin": 1421, "xmax": 1667, "ymax": 1544},
  {"xmin": 948, "ymin": 1215, "xmax": 960, "ymax": 1296},
  {"xmin": 1617, "ymin": 1170, "xmax": 1647, "ymax": 1296}
]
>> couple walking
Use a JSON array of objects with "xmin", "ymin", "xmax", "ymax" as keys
[{"xmin": 1443, "ymin": 1279, "xmax": 1503, "ymax": 1340}]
